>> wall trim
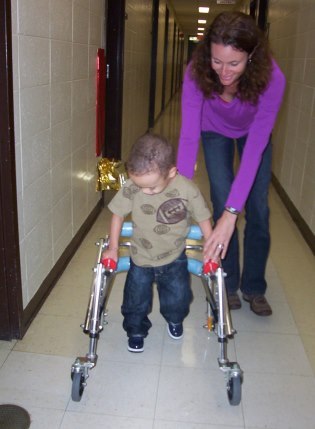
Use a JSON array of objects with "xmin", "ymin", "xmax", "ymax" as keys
[
  {"xmin": 21, "ymin": 200, "xmax": 103, "ymax": 337},
  {"xmin": 272, "ymin": 174, "xmax": 315, "ymax": 254}
]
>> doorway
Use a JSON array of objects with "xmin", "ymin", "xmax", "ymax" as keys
[{"xmin": 104, "ymin": 0, "xmax": 125, "ymax": 159}]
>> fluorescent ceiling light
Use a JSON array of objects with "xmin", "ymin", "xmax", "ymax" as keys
[
  {"xmin": 198, "ymin": 27, "xmax": 205, "ymax": 31},
  {"xmin": 198, "ymin": 19, "xmax": 207, "ymax": 23},
  {"xmin": 199, "ymin": 7, "xmax": 209, "ymax": 13},
  {"xmin": 197, "ymin": 32, "xmax": 204, "ymax": 35}
]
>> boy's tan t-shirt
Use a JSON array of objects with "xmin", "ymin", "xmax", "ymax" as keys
[{"xmin": 108, "ymin": 174, "xmax": 211, "ymax": 267}]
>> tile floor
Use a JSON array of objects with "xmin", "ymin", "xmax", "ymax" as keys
[{"xmin": 0, "ymin": 95, "xmax": 315, "ymax": 428}]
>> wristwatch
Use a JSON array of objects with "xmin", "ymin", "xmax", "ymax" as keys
[{"xmin": 224, "ymin": 206, "xmax": 239, "ymax": 215}]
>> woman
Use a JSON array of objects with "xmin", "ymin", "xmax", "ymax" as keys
[{"xmin": 177, "ymin": 11, "xmax": 286, "ymax": 316}]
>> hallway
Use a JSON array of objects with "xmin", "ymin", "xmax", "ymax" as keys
[{"xmin": 0, "ymin": 94, "xmax": 314, "ymax": 428}]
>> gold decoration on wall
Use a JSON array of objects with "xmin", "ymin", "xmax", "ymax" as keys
[{"xmin": 96, "ymin": 158, "xmax": 127, "ymax": 191}]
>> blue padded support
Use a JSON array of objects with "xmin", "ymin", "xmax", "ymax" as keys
[
  {"xmin": 187, "ymin": 258, "xmax": 203, "ymax": 276},
  {"xmin": 120, "ymin": 222, "xmax": 203, "ymax": 240},
  {"xmin": 187, "ymin": 225, "xmax": 203, "ymax": 240},
  {"xmin": 121, "ymin": 222, "xmax": 133, "ymax": 237},
  {"xmin": 116, "ymin": 255, "xmax": 203, "ymax": 277},
  {"xmin": 116, "ymin": 256, "xmax": 130, "ymax": 273}
]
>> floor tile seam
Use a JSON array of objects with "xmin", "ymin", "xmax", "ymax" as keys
[
  {"xmin": 256, "ymin": 297, "xmax": 289, "ymax": 304},
  {"xmin": 22, "ymin": 406, "xmax": 66, "ymax": 429},
  {"xmin": 235, "ymin": 369, "xmax": 315, "ymax": 378},
  {"xmin": 154, "ymin": 416, "xmax": 246, "ymax": 428},
  {"xmin": 286, "ymin": 314, "xmax": 315, "ymax": 331},
  {"xmin": 98, "ymin": 358, "xmax": 163, "ymax": 369},
  {"xmin": 152, "ymin": 340, "xmax": 165, "ymax": 423},
  {"xmin": 0, "ymin": 402, "xmax": 68, "ymax": 413},
  {"xmin": 153, "ymin": 416, "xmax": 245, "ymax": 428},
  {"xmin": 234, "ymin": 328, "xmax": 299, "ymax": 335},
  {"xmin": 234, "ymin": 330, "xmax": 306, "ymax": 338},
  {"xmin": 158, "ymin": 363, "xmax": 221, "ymax": 374},
  {"xmin": 7, "ymin": 348, "xmax": 75, "ymax": 361},
  {"xmin": 27, "ymin": 312, "xmax": 86, "ymax": 321},
  {"xmin": 154, "ymin": 365, "xmax": 249, "ymax": 429},
  {"xmin": 268, "ymin": 254, "xmax": 314, "ymax": 296},
  {"xmin": 58, "ymin": 409, "xmax": 68, "ymax": 429},
  {"xmin": 233, "ymin": 331, "xmax": 313, "ymax": 371},
  {"xmin": 64, "ymin": 406, "xmax": 156, "ymax": 423},
  {"xmin": 0, "ymin": 350, "xmax": 13, "ymax": 371},
  {"xmin": 300, "ymin": 332, "xmax": 315, "ymax": 340},
  {"xmin": 159, "ymin": 355, "xmax": 311, "ymax": 375},
  {"xmin": 158, "ymin": 363, "xmax": 224, "ymax": 371},
  {"xmin": 282, "ymin": 298, "xmax": 315, "ymax": 319},
  {"xmin": 37, "ymin": 310, "xmax": 88, "ymax": 318}
]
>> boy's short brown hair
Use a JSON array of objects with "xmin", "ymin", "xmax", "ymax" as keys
[{"xmin": 126, "ymin": 133, "xmax": 176, "ymax": 176}]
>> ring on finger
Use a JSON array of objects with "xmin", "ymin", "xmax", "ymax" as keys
[{"xmin": 217, "ymin": 243, "xmax": 224, "ymax": 250}]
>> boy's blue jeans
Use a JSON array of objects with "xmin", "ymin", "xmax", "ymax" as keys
[
  {"xmin": 121, "ymin": 251, "xmax": 192, "ymax": 338},
  {"xmin": 201, "ymin": 131, "xmax": 272, "ymax": 296}
]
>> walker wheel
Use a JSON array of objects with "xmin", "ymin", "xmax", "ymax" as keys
[
  {"xmin": 71, "ymin": 371, "xmax": 85, "ymax": 402},
  {"xmin": 227, "ymin": 372, "xmax": 242, "ymax": 406}
]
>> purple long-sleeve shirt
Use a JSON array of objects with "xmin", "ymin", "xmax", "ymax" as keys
[{"xmin": 177, "ymin": 60, "xmax": 286, "ymax": 212}]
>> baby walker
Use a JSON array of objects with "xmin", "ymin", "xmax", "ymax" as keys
[{"xmin": 70, "ymin": 222, "xmax": 243, "ymax": 405}]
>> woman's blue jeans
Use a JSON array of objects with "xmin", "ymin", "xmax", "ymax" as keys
[
  {"xmin": 121, "ymin": 251, "xmax": 192, "ymax": 338},
  {"xmin": 201, "ymin": 131, "xmax": 272, "ymax": 296}
]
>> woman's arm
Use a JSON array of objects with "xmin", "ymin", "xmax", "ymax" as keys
[
  {"xmin": 203, "ymin": 210, "xmax": 237, "ymax": 261},
  {"xmin": 225, "ymin": 60, "xmax": 286, "ymax": 212}
]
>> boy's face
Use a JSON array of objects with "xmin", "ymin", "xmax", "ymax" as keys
[{"xmin": 129, "ymin": 167, "xmax": 177, "ymax": 195}]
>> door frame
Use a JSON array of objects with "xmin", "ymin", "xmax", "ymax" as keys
[{"xmin": 0, "ymin": 0, "xmax": 24, "ymax": 340}]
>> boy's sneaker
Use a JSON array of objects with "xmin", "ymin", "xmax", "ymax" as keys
[
  {"xmin": 128, "ymin": 336, "xmax": 144, "ymax": 353},
  {"xmin": 167, "ymin": 322, "xmax": 183, "ymax": 340}
]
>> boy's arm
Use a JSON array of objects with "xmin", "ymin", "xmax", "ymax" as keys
[
  {"xmin": 102, "ymin": 213, "xmax": 124, "ymax": 263},
  {"xmin": 198, "ymin": 218, "xmax": 212, "ymax": 241},
  {"xmin": 197, "ymin": 218, "xmax": 214, "ymax": 263}
]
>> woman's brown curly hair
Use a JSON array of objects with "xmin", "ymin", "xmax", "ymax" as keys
[{"xmin": 191, "ymin": 11, "xmax": 272, "ymax": 104}]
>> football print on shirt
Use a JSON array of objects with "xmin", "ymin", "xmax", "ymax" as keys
[{"xmin": 156, "ymin": 198, "xmax": 188, "ymax": 224}]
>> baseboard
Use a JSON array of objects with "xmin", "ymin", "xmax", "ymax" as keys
[
  {"xmin": 21, "ymin": 199, "xmax": 103, "ymax": 338},
  {"xmin": 272, "ymin": 174, "xmax": 315, "ymax": 254}
]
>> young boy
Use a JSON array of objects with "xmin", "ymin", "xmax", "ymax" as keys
[{"xmin": 102, "ymin": 133, "xmax": 212, "ymax": 352}]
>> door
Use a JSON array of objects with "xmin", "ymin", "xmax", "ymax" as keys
[
  {"xmin": 148, "ymin": 0, "xmax": 159, "ymax": 129},
  {"xmin": 104, "ymin": 0, "xmax": 125, "ymax": 159},
  {"xmin": 161, "ymin": 5, "xmax": 169, "ymax": 111}
]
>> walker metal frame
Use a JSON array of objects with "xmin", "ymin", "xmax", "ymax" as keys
[{"xmin": 70, "ymin": 222, "xmax": 243, "ymax": 405}]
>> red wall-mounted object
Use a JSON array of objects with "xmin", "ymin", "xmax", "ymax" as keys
[{"xmin": 96, "ymin": 48, "xmax": 106, "ymax": 157}]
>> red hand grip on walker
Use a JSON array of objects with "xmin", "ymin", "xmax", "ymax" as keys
[
  {"xmin": 203, "ymin": 260, "xmax": 219, "ymax": 275},
  {"xmin": 101, "ymin": 258, "xmax": 117, "ymax": 271}
]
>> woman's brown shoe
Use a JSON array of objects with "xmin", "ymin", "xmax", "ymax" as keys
[
  {"xmin": 227, "ymin": 293, "xmax": 242, "ymax": 310},
  {"xmin": 242, "ymin": 294, "xmax": 272, "ymax": 316}
]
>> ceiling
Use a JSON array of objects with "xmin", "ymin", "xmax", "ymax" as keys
[{"xmin": 168, "ymin": 0, "xmax": 250, "ymax": 36}]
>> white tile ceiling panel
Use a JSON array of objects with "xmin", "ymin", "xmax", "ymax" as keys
[{"xmin": 168, "ymin": 0, "xmax": 249, "ymax": 35}]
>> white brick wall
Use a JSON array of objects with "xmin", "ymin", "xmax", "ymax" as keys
[
  {"xmin": 269, "ymin": 0, "xmax": 315, "ymax": 233},
  {"xmin": 11, "ymin": 0, "xmax": 105, "ymax": 307}
]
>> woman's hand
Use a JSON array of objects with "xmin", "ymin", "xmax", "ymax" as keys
[{"xmin": 203, "ymin": 210, "xmax": 237, "ymax": 261}]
